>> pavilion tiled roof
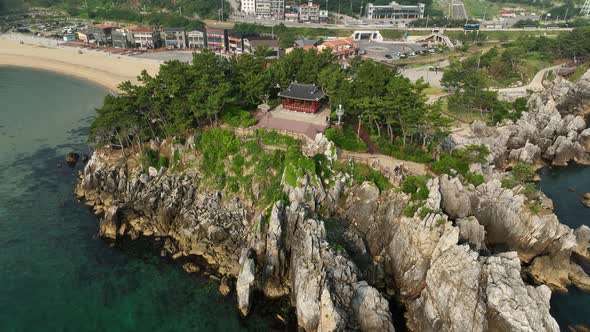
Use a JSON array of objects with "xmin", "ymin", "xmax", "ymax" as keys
[{"xmin": 278, "ymin": 83, "xmax": 325, "ymax": 102}]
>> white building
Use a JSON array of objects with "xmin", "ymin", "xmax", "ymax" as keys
[
  {"xmin": 256, "ymin": 0, "xmax": 285, "ymax": 19},
  {"xmin": 241, "ymin": 0, "xmax": 256, "ymax": 15},
  {"xmin": 366, "ymin": 1, "xmax": 425, "ymax": 21},
  {"xmin": 299, "ymin": 2, "xmax": 320, "ymax": 22}
]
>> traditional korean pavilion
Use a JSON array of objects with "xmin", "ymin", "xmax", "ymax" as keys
[{"xmin": 278, "ymin": 82, "xmax": 325, "ymax": 113}]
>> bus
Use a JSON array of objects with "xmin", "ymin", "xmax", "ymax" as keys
[{"xmin": 464, "ymin": 23, "xmax": 480, "ymax": 31}]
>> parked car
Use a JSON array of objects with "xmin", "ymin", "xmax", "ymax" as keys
[{"xmin": 385, "ymin": 54, "xmax": 393, "ymax": 59}]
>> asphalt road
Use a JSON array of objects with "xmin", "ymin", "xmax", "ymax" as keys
[{"xmin": 452, "ymin": 0, "xmax": 468, "ymax": 20}]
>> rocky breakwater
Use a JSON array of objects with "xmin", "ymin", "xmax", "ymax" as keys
[{"xmin": 448, "ymin": 71, "xmax": 590, "ymax": 167}]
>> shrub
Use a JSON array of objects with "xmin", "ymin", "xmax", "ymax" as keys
[
  {"xmin": 351, "ymin": 162, "xmax": 392, "ymax": 191},
  {"xmin": 512, "ymin": 162, "xmax": 535, "ymax": 183},
  {"xmin": 402, "ymin": 201, "xmax": 423, "ymax": 217},
  {"xmin": 324, "ymin": 127, "xmax": 368, "ymax": 152},
  {"xmin": 431, "ymin": 145, "xmax": 489, "ymax": 185},
  {"xmin": 140, "ymin": 149, "xmax": 168, "ymax": 171},
  {"xmin": 376, "ymin": 138, "xmax": 432, "ymax": 163},
  {"xmin": 220, "ymin": 107, "xmax": 257, "ymax": 127},
  {"xmin": 401, "ymin": 175, "xmax": 431, "ymax": 201},
  {"xmin": 464, "ymin": 172, "xmax": 485, "ymax": 186}
]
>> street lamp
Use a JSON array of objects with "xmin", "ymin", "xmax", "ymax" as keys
[
  {"xmin": 335, "ymin": 104, "xmax": 344, "ymax": 126},
  {"xmin": 357, "ymin": 114, "xmax": 362, "ymax": 140}
]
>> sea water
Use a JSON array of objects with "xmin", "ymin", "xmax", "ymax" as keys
[
  {"xmin": 539, "ymin": 166, "xmax": 590, "ymax": 330},
  {"xmin": 0, "ymin": 67, "xmax": 271, "ymax": 331}
]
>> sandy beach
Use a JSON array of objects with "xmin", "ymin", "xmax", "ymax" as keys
[{"xmin": 0, "ymin": 34, "xmax": 161, "ymax": 92}]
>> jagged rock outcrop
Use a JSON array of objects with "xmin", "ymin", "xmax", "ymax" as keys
[
  {"xmin": 352, "ymin": 281, "xmax": 395, "ymax": 332},
  {"xmin": 439, "ymin": 175, "xmax": 572, "ymax": 262},
  {"xmin": 237, "ymin": 249, "xmax": 256, "ymax": 316},
  {"xmin": 457, "ymin": 216, "xmax": 487, "ymax": 252},
  {"xmin": 574, "ymin": 225, "xmax": 590, "ymax": 260},
  {"xmin": 303, "ymin": 133, "xmax": 338, "ymax": 162},
  {"xmin": 448, "ymin": 70, "xmax": 590, "ymax": 166},
  {"xmin": 485, "ymin": 252, "xmax": 559, "ymax": 332},
  {"xmin": 381, "ymin": 210, "xmax": 560, "ymax": 332}
]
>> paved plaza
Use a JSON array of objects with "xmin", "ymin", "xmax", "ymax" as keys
[{"xmin": 255, "ymin": 105, "xmax": 331, "ymax": 140}]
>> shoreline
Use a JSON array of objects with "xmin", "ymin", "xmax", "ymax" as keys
[{"xmin": 0, "ymin": 35, "xmax": 161, "ymax": 93}]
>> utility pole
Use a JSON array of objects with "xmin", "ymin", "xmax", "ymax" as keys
[
  {"xmin": 564, "ymin": 6, "xmax": 569, "ymax": 22},
  {"xmin": 425, "ymin": 15, "xmax": 429, "ymax": 28}
]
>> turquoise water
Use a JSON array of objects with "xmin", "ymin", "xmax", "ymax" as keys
[
  {"xmin": 0, "ymin": 67, "xmax": 271, "ymax": 331},
  {"xmin": 539, "ymin": 166, "xmax": 590, "ymax": 330}
]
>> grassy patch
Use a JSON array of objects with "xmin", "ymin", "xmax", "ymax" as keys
[
  {"xmin": 334, "ymin": 160, "xmax": 392, "ymax": 191},
  {"xmin": 252, "ymin": 129, "xmax": 301, "ymax": 148},
  {"xmin": 568, "ymin": 63, "xmax": 590, "ymax": 82}
]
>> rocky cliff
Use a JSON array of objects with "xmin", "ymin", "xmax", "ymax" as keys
[{"xmin": 76, "ymin": 139, "xmax": 590, "ymax": 331}]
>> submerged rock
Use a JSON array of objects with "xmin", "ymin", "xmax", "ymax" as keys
[{"xmin": 65, "ymin": 152, "xmax": 80, "ymax": 166}]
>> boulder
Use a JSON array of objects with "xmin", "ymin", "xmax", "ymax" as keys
[{"xmin": 219, "ymin": 276, "xmax": 231, "ymax": 296}]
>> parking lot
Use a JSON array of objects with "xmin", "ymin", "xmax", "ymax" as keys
[{"xmin": 356, "ymin": 40, "xmax": 432, "ymax": 61}]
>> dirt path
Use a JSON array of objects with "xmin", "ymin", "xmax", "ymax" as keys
[{"xmin": 341, "ymin": 151, "xmax": 429, "ymax": 176}]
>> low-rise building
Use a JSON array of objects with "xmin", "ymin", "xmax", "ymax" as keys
[
  {"xmin": 163, "ymin": 27, "xmax": 187, "ymax": 49},
  {"xmin": 112, "ymin": 27, "xmax": 133, "ymax": 48},
  {"xmin": 244, "ymin": 36, "xmax": 280, "ymax": 56},
  {"xmin": 299, "ymin": 1, "xmax": 320, "ymax": 23},
  {"xmin": 317, "ymin": 38, "xmax": 358, "ymax": 60},
  {"xmin": 365, "ymin": 1, "xmax": 425, "ymax": 21},
  {"xmin": 256, "ymin": 0, "xmax": 285, "ymax": 19},
  {"xmin": 241, "ymin": 0, "xmax": 256, "ymax": 14},
  {"xmin": 228, "ymin": 31, "xmax": 245, "ymax": 53},
  {"xmin": 187, "ymin": 28, "xmax": 207, "ymax": 49},
  {"xmin": 285, "ymin": 12, "xmax": 299, "ymax": 21},
  {"xmin": 76, "ymin": 30, "xmax": 92, "ymax": 43},
  {"xmin": 129, "ymin": 26, "xmax": 160, "ymax": 49},
  {"xmin": 286, "ymin": 38, "xmax": 318, "ymax": 53},
  {"xmin": 206, "ymin": 28, "xmax": 228, "ymax": 52},
  {"xmin": 319, "ymin": 10, "xmax": 329, "ymax": 22},
  {"xmin": 62, "ymin": 34, "xmax": 78, "ymax": 42},
  {"xmin": 90, "ymin": 24, "xmax": 116, "ymax": 46}
]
